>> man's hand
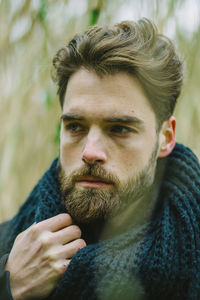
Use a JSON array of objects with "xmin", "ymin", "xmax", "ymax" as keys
[{"xmin": 5, "ymin": 213, "xmax": 86, "ymax": 300}]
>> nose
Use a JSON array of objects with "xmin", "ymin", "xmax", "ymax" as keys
[{"xmin": 82, "ymin": 129, "xmax": 107, "ymax": 165}]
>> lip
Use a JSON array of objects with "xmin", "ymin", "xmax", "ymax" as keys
[{"xmin": 76, "ymin": 176, "xmax": 112, "ymax": 188}]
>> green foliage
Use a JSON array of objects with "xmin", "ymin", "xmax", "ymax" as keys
[
  {"xmin": 39, "ymin": 0, "xmax": 47, "ymax": 22},
  {"xmin": 54, "ymin": 122, "xmax": 61, "ymax": 145},
  {"xmin": 43, "ymin": 91, "xmax": 54, "ymax": 108},
  {"xmin": 90, "ymin": 8, "xmax": 101, "ymax": 25}
]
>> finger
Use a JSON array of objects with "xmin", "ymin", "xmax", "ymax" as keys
[
  {"xmin": 35, "ymin": 214, "xmax": 73, "ymax": 232},
  {"xmin": 52, "ymin": 225, "xmax": 82, "ymax": 245},
  {"xmin": 59, "ymin": 239, "xmax": 86, "ymax": 259}
]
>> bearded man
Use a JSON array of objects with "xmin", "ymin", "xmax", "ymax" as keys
[{"xmin": 0, "ymin": 18, "xmax": 199, "ymax": 300}]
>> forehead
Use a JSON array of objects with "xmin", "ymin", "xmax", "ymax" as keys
[{"xmin": 63, "ymin": 69, "xmax": 155, "ymax": 123}]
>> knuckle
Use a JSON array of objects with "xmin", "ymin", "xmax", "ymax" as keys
[
  {"xmin": 51, "ymin": 262, "xmax": 65, "ymax": 277},
  {"xmin": 47, "ymin": 250, "xmax": 57, "ymax": 261},
  {"xmin": 39, "ymin": 232, "xmax": 52, "ymax": 247},
  {"xmin": 30, "ymin": 223, "xmax": 40, "ymax": 236}
]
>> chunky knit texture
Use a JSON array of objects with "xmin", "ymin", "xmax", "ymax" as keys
[{"xmin": 0, "ymin": 143, "xmax": 199, "ymax": 300}]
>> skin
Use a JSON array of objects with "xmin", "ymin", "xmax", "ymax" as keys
[
  {"xmin": 60, "ymin": 68, "xmax": 175, "ymax": 187},
  {"xmin": 5, "ymin": 69, "xmax": 176, "ymax": 299},
  {"xmin": 5, "ymin": 214, "xmax": 86, "ymax": 299}
]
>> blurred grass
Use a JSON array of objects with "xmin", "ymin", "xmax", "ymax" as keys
[{"xmin": 0, "ymin": 0, "xmax": 199, "ymax": 222}]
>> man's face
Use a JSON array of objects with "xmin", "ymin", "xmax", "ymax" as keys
[{"xmin": 59, "ymin": 69, "xmax": 161, "ymax": 223}]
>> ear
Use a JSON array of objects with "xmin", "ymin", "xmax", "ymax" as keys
[{"xmin": 158, "ymin": 116, "xmax": 176, "ymax": 158}]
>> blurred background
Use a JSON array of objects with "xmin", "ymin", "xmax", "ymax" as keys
[{"xmin": 0, "ymin": 0, "xmax": 200, "ymax": 222}]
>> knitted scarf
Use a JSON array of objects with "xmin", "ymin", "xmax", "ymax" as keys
[{"xmin": 0, "ymin": 143, "xmax": 199, "ymax": 300}]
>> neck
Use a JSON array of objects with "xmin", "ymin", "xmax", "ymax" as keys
[
  {"xmin": 103, "ymin": 184, "xmax": 159, "ymax": 239},
  {"xmin": 79, "ymin": 183, "xmax": 160, "ymax": 244},
  {"xmin": 77, "ymin": 161, "xmax": 166, "ymax": 244}
]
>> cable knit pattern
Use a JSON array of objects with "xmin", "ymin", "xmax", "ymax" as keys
[{"xmin": 0, "ymin": 143, "xmax": 199, "ymax": 300}]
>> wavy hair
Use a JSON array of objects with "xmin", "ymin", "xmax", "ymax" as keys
[{"xmin": 52, "ymin": 18, "xmax": 183, "ymax": 127}]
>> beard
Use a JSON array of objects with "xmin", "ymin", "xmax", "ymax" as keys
[{"xmin": 58, "ymin": 141, "xmax": 159, "ymax": 224}]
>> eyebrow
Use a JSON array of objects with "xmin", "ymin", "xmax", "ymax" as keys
[
  {"xmin": 61, "ymin": 114, "xmax": 84, "ymax": 121},
  {"xmin": 104, "ymin": 116, "xmax": 144, "ymax": 125},
  {"xmin": 60, "ymin": 113, "xmax": 144, "ymax": 126}
]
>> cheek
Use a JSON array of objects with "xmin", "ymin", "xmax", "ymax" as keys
[
  {"xmin": 115, "ymin": 139, "xmax": 154, "ymax": 176},
  {"xmin": 60, "ymin": 139, "xmax": 83, "ymax": 173},
  {"xmin": 111, "ymin": 148, "xmax": 141, "ymax": 178}
]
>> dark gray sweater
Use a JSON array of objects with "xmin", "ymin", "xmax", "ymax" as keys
[{"xmin": 0, "ymin": 143, "xmax": 200, "ymax": 300}]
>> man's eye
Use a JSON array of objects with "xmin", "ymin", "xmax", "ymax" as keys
[
  {"xmin": 111, "ymin": 125, "xmax": 131, "ymax": 134},
  {"xmin": 66, "ymin": 123, "xmax": 83, "ymax": 133}
]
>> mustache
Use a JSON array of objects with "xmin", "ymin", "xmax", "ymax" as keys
[{"xmin": 59, "ymin": 162, "xmax": 120, "ymax": 186}]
